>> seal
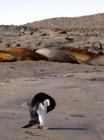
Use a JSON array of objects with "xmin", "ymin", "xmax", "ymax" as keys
[
  {"xmin": 36, "ymin": 47, "xmax": 103, "ymax": 64},
  {"xmin": 59, "ymin": 47, "xmax": 101, "ymax": 64},
  {"xmin": 0, "ymin": 48, "xmax": 48, "ymax": 62},
  {"xmin": 0, "ymin": 50, "xmax": 16, "ymax": 62},
  {"xmin": 0, "ymin": 47, "xmax": 103, "ymax": 65},
  {"xmin": 36, "ymin": 48, "xmax": 77, "ymax": 63},
  {"xmin": 4, "ymin": 47, "xmax": 48, "ymax": 61}
]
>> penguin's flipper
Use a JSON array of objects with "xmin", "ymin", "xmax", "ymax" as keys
[
  {"xmin": 22, "ymin": 112, "xmax": 39, "ymax": 128},
  {"xmin": 22, "ymin": 120, "xmax": 36, "ymax": 128}
]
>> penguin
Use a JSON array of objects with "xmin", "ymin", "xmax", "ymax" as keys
[{"xmin": 22, "ymin": 92, "xmax": 56, "ymax": 129}]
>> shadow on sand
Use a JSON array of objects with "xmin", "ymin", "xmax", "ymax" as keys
[{"xmin": 49, "ymin": 127, "xmax": 88, "ymax": 131}]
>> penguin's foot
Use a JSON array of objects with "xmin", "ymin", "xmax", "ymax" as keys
[{"xmin": 37, "ymin": 125, "xmax": 47, "ymax": 129}]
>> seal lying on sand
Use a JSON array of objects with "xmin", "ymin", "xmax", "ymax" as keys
[
  {"xmin": 86, "ymin": 55, "xmax": 104, "ymax": 66},
  {"xmin": 4, "ymin": 47, "xmax": 48, "ymax": 61},
  {"xmin": 36, "ymin": 48, "xmax": 77, "ymax": 63},
  {"xmin": 36, "ymin": 47, "xmax": 103, "ymax": 64},
  {"xmin": 0, "ymin": 46, "xmax": 104, "ymax": 65},
  {"xmin": 22, "ymin": 92, "xmax": 56, "ymax": 129},
  {"xmin": 0, "ymin": 50, "xmax": 16, "ymax": 62},
  {"xmin": 0, "ymin": 47, "xmax": 48, "ymax": 62},
  {"xmin": 59, "ymin": 47, "xmax": 102, "ymax": 64}
]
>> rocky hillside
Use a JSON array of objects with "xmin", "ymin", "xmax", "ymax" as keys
[
  {"xmin": 0, "ymin": 13, "xmax": 104, "ymax": 50},
  {"xmin": 26, "ymin": 13, "xmax": 104, "ymax": 32}
]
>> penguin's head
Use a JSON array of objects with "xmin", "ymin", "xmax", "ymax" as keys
[{"xmin": 43, "ymin": 99, "xmax": 50, "ymax": 107}]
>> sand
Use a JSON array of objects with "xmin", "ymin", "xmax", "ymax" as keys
[{"xmin": 0, "ymin": 60, "xmax": 104, "ymax": 140}]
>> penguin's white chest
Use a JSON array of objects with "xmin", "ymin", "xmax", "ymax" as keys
[{"xmin": 37, "ymin": 103, "xmax": 47, "ymax": 126}]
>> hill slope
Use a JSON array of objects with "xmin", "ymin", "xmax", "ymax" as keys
[
  {"xmin": 25, "ymin": 13, "xmax": 104, "ymax": 32},
  {"xmin": 0, "ymin": 13, "xmax": 104, "ymax": 50}
]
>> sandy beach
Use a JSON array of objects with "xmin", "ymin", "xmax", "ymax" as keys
[{"xmin": 0, "ymin": 61, "xmax": 104, "ymax": 140}]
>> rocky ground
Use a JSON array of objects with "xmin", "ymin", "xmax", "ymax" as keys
[{"xmin": 0, "ymin": 13, "xmax": 104, "ymax": 140}]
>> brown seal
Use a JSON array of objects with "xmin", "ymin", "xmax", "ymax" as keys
[
  {"xmin": 36, "ymin": 48, "xmax": 77, "ymax": 63},
  {"xmin": 0, "ymin": 47, "xmax": 48, "ymax": 62},
  {"xmin": 4, "ymin": 47, "xmax": 48, "ymax": 61},
  {"xmin": 0, "ymin": 50, "xmax": 16, "ymax": 62},
  {"xmin": 36, "ymin": 47, "xmax": 103, "ymax": 64}
]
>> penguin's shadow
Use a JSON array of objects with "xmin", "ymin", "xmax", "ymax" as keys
[{"xmin": 48, "ymin": 127, "xmax": 88, "ymax": 131}]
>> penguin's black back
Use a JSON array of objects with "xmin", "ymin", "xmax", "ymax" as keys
[{"xmin": 30, "ymin": 92, "xmax": 56, "ymax": 112}]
